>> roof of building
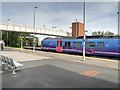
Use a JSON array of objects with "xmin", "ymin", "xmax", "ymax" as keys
[
  {"xmin": 77, "ymin": 36, "xmax": 120, "ymax": 39},
  {"xmin": 42, "ymin": 36, "xmax": 120, "ymax": 40}
]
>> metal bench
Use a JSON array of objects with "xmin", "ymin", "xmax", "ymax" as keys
[{"xmin": 0, "ymin": 55, "xmax": 23, "ymax": 74}]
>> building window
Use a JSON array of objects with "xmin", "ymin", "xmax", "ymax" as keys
[
  {"xmin": 73, "ymin": 42, "xmax": 81, "ymax": 48},
  {"xmin": 86, "ymin": 42, "xmax": 95, "ymax": 48},
  {"xmin": 97, "ymin": 42, "xmax": 104, "ymax": 48}
]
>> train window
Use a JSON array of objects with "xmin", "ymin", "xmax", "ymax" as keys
[
  {"xmin": 56, "ymin": 41, "xmax": 62, "ymax": 47},
  {"xmin": 57, "ymin": 41, "xmax": 59, "ymax": 47},
  {"xmin": 97, "ymin": 42, "xmax": 104, "ymax": 48},
  {"xmin": 86, "ymin": 42, "xmax": 95, "ymax": 48},
  {"xmin": 41, "ymin": 41, "xmax": 45, "ymax": 46},
  {"xmin": 65, "ymin": 42, "xmax": 70, "ymax": 49},
  {"xmin": 60, "ymin": 41, "xmax": 62, "ymax": 47},
  {"xmin": 73, "ymin": 42, "xmax": 81, "ymax": 48}
]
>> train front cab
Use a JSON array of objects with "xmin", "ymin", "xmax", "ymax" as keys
[{"xmin": 56, "ymin": 40, "xmax": 63, "ymax": 53}]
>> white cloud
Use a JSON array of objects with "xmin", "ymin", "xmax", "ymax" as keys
[
  {"xmin": 2, "ymin": 0, "xmax": 120, "ymax": 2},
  {"xmin": 2, "ymin": 2, "xmax": 118, "ymax": 36},
  {"xmin": 85, "ymin": 2, "xmax": 118, "ymax": 35}
]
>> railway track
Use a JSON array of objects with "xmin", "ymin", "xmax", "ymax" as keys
[
  {"xmin": 24, "ymin": 46, "xmax": 119, "ymax": 60},
  {"xmin": 24, "ymin": 46, "xmax": 41, "ymax": 50}
]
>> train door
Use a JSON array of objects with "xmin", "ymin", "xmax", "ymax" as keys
[{"xmin": 56, "ymin": 40, "xmax": 63, "ymax": 52}]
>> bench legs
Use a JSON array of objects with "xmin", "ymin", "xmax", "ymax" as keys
[
  {"xmin": 12, "ymin": 69, "xmax": 16, "ymax": 74},
  {"xmin": 2, "ymin": 64, "xmax": 7, "ymax": 71},
  {"xmin": 2, "ymin": 65, "xmax": 16, "ymax": 74},
  {"xmin": 1, "ymin": 55, "xmax": 23, "ymax": 74},
  {"xmin": 2, "ymin": 65, "xmax": 5, "ymax": 71}
]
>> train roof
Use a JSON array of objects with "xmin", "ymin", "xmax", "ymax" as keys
[{"xmin": 43, "ymin": 36, "xmax": 120, "ymax": 40}]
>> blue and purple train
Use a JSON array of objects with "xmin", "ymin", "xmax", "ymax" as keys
[{"xmin": 41, "ymin": 36, "xmax": 120, "ymax": 57}]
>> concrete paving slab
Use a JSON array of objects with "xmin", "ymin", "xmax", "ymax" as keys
[
  {"xmin": 0, "ymin": 50, "xmax": 52, "ymax": 62},
  {"xmin": 2, "ymin": 65, "xmax": 118, "ymax": 88},
  {"xmin": 1, "ymin": 47, "xmax": 118, "ymax": 88}
]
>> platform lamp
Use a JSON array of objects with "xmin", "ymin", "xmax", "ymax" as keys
[
  {"xmin": 118, "ymin": 1, "xmax": 120, "ymax": 36},
  {"xmin": 6, "ymin": 19, "xmax": 10, "ymax": 47},
  {"xmin": 43, "ymin": 25, "xmax": 46, "ymax": 38},
  {"xmin": 52, "ymin": 26, "xmax": 57, "ymax": 38},
  {"xmin": 20, "ymin": 25, "xmax": 23, "ymax": 51},
  {"xmin": 82, "ymin": 0, "xmax": 86, "ymax": 61},
  {"xmin": 33, "ymin": 6, "xmax": 38, "ymax": 52},
  {"xmin": 75, "ymin": 19, "xmax": 78, "ymax": 38},
  {"xmin": 0, "ymin": 29, "xmax": 2, "ymax": 40}
]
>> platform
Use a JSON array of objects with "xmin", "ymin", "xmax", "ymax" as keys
[{"xmin": 0, "ymin": 47, "xmax": 119, "ymax": 88}]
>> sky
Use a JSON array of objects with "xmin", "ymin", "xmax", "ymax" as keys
[{"xmin": 1, "ymin": 1, "xmax": 119, "ymax": 39}]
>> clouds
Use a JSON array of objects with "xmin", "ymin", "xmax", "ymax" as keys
[
  {"xmin": 2, "ymin": 0, "xmax": 120, "ymax": 2},
  {"xmin": 85, "ymin": 2, "xmax": 118, "ymax": 34},
  {"xmin": 2, "ymin": 2, "xmax": 118, "ymax": 35}
]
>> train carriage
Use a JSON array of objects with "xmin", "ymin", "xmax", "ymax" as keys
[{"xmin": 41, "ymin": 36, "xmax": 120, "ymax": 57}]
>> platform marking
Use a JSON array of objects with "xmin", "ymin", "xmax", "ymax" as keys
[
  {"xmin": 80, "ymin": 70, "xmax": 100, "ymax": 77},
  {"xmin": 5, "ymin": 47, "xmax": 119, "ymax": 63},
  {"xmin": 18, "ymin": 57, "xmax": 53, "ymax": 62},
  {"xmin": 52, "ymin": 53, "xmax": 119, "ymax": 63},
  {"xmin": 0, "ymin": 71, "xmax": 3, "ymax": 74}
]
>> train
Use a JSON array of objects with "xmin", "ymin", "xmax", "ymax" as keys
[{"xmin": 41, "ymin": 36, "xmax": 120, "ymax": 57}]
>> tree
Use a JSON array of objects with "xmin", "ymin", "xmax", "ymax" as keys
[
  {"xmin": 98, "ymin": 31, "xmax": 101, "ymax": 36},
  {"xmin": 92, "ymin": 31, "xmax": 97, "ymax": 36},
  {"xmin": 92, "ymin": 31, "xmax": 114, "ymax": 36},
  {"xmin": 2, "ymin": 31, "xmax": 39, "ymax": 48},
  {"xmin": 104, "ymin": 31, "xmax": 114, "ymax": 36}
]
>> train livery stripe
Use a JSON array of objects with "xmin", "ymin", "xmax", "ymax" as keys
[
  {"xmin": 95, "ymin": 51, "xmax": 120, "ymax": 55},
  {"xmin": 41, "ymin": 47, "xmax": 56, "ymax": 50},
  {"xmin": 63, "ymin": 49, "xmax": 120, "ymax": 55},
  {"xmin": 42, "ymin": 47, "xmax": 120, "ymax": 56}
]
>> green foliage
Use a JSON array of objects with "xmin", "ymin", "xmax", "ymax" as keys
[
  {"xmin": 92, "ymin": 31, "xmax": 115, "ymax": 36},
  {"xmin": 2, "ymin": 31, "xmax": 39, "ymax": 48}
]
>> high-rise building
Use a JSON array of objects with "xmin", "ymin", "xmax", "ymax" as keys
[{"xmin": 72, "ymin": 22, "xmax": 84, "ymax": 38}]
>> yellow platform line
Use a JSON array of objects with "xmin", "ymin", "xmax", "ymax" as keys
[
  {"xmin": 51, "ymin": 52, "xmax": 119, "ymax": 63},
  {"xmin": 7, "ymin": 47, "xmax": 119, "ymax": 63}
]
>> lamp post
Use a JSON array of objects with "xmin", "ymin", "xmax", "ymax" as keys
[
  {"xmin": 33, "ymin": 7, "xmax": 37, "ymax": 52},
  {"xmin": 52, "ymin": 26, "xmax": 57, "ymax": 37},
  {"xmin": 43, "ymin": 25, "xmax": 46, "ymax": 38},
  {"xmin": 20, "ymin": 36, "xmax": 23, "ymax": 51},
  {"xmin": 0, "ymin": 30, "xmax": 2, "ymax": 40},
  {"xmin": 20, "ymin": 25, "xmax": 23, "ymax": 51},
  {"xmin": 118, "ymin": 1, "xmax": 120, "ymax": 36},
  {"xmin": 82, "ymin": 0, "xmax": 86, "ymax": 61},
  {"xmin": 6, "ymin": 19, "xmax": 10, "ymax": 47},
  {"xmin": 75, "ymin": 19, "xmax": 78, "ymax": 38}
]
